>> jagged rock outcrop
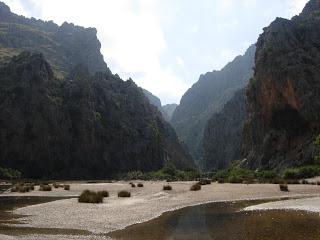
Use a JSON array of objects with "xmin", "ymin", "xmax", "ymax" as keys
[
  {"xmin": 162, "ymin": 104, "xmax": 178, "ymax": 122},
  {"xmin": 0, "ymin": 2, "xmax": 108, "ymax": 76},
  {"xmin": 242, "ymin": 0, "xmax": 320, "ymax": 170},
  {"xmin": 0, "ymin": 53, "xmax": 194, "ymax": 178},
  {"xmin": 203, "ymin": 88, "xmax": 246, "ymax": 170},
  {"xmin": 171, "ymin": 45, "xmax": 255, "ymax": 168}
]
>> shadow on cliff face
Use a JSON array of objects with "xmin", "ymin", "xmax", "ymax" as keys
[{"xmin": 270, "ymin": 106, "xmax": 308, "ymax": 134}]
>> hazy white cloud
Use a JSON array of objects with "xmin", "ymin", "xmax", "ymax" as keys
[
  {"xmin": 2, "ymin": 0, "xmax": 188, "ymax": 104},
  {"xmin": 176, "ymin": 56, "xmax": 184, "ymax": 67},
  {"xmin": 288, "ymin": 0, "xmax": 309, "ymax": 15},
  {"xmin": 1, "ymin": 0, "xmax": 311, "ymax": 104},
  {"xmin": 2, "ymin": 0, "xmax": 30, "ymax": 16}
]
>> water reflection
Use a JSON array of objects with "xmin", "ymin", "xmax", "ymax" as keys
[{"xmin": 109, "ymin": 200, "xmax": 320, "ymax": 240}]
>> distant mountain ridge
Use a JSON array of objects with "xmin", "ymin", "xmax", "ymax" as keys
[
  {"xmin": 171, "ymin": 45, "xmax": 255, "ymax": 168},
  {"xmin": 0, "ymin": 2, "xmax": 108, "ymax": 77},
  {"xmin": 162, "ymin": 104, "xmax": 178, "ymax": 121},
  {"xmin": 142, "ymin": 89, "xmax": 178, "ymax": 122}
]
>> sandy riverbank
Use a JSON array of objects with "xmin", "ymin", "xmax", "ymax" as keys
[
  {"xmin": 1, "ymin": 181, "xmax": 319, "ymax": 236},
  {"xmin": 243, "ymin": 196, "xmax": 320, "ymax": 212}
]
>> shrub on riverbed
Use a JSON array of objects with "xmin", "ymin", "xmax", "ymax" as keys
[
  {"xmin": 78, "ymin": 190, "xmax": 103, "ymax": 203},
  {"xmin": 11, "ymin": 185, "xmax": 28, "ymax": 193},
  {"xmin": 118, "ymin": 191, "xmax": 131, "ymax": 197},
  {"xmin": 53, "ymin": 183, "xmax": 64, "ymax": 188},
  {"xmin": 198, "ymin": 179, "xmax": 211, "ymax": 185},
  {"xmin": 137, "ymin": 183, "xmax": 144, "ymax": 187},
  {"xmin": 39, "ymin": 184, "xmax": 52, "ymax": 191},
  {"xmin": 279, "ymin": 184, "xmax": 289, "ymax": 192},
  {"xmin": 11, "ymin": 183, "xmax": 34, "ymax": 193},
  {"xmin": 27, "ymin": 183, "xmax": 35, "ymax": 190},
  {"xmin": 97, "ymin": 190, "xmax": 109, "ymax": 197},
  {"xmin": 130, "ymin": 182, "xmax": 136, "ymax": 188},
  {"xmin": 163, "ymin": 185, "xmax": 172, "ymax": 191},
  {"xmin": 63, "ymin": 184, "xmax": 70, "ymax": 190},
  {"xmin": 190, "ymin": 183, "xmax": 201, "ymax": 191}
]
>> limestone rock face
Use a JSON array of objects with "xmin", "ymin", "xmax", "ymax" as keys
[
  {"xmin": 242, "ymin": 0, "xmax": 320, "ymax": 170},
  {"xmin": 0, "ymin": 53, "xmax": 194, "ymax": 178},
  {"xmin": 203, "ymin": 89, "xmax": 246, "ymax": 170}
]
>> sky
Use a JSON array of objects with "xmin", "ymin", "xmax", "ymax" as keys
[{"xmin": 3, "ymin": 0, "xmax": 309, "ymax": 104}]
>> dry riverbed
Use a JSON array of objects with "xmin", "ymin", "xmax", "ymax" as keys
[{"xmin": 1, "ymin": 181, "xmax": 320, "ymax": 239}]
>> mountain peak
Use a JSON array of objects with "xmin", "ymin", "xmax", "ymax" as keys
[
  {"xmin": 300, "ymin": 0, "xmax": 320, "ymax": 17},
  {"xmin": 0, "ymin": 2, "xmax": 11, "ymax": 13}
]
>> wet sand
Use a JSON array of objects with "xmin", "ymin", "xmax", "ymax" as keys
[
  {"xmin": 1, "ymin": 181, "xmax": 319, "ymax": 237},
  {"xmin": 244, "ymin": 196, "xmax": 320, "ymax": 212}
]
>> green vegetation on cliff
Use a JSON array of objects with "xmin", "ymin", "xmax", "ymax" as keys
[{"xmin": 0, "ymin": 52, "xmax": 194, "ymax": 179}]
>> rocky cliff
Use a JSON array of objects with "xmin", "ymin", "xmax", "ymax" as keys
[
  {"xmin": 242, "ymin": 0, "xmax": 320, "ymax": 170},
  {"xmin": 0, "ymin": 2, "xmax": 108, "ymax": 76},
  {"xmin": 203, "ymin": 88, "xmax": 246, "ymax": 170},
  {"xmin": 162, "ymin": 104, "xmax": 178, "ymax": 122},
  {"xmin": 0, "ymin": 53, "xmax": 194, "ymax": 179},
  {"xmin": 0, "ymin": 2, "xmax": 194, "ymax": 178},
  {"xmin": 171, "ymin": 45, "xmax": 255, "ymax": 168}
]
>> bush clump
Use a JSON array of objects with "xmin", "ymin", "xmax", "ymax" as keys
[
  {"xmin": 198, "ymin": 179, "xmax": 211, "ymax": 185},
  {"xmin": 11, "ymin": 185, "xmax": 31, "ymax": 193},
  {"xmin": 279, "ymin": 184, "xmax": 289, "ymax": 192},
  {"xmin": 97, "ymin": 190, "xmax": 109, "ymax": 197},
  {"xmin": 190, "ymin": 183, "xmax": 201, "ymax": 191},
  {"xmin": 163, "ymin": 185, "xmax": 172, "ymax": 191},
  {"xmin": 215, "ymin": 167, "xmax": 255, "ymax": 183},
  {"xmin": 78, "ymin": 190, "xmax": 103, "ymax": 203},
  {"xmin": 125, "ymin": 164, "xmax": 200, "ymax": 182},
  {"xmin": 283, "ymin": 166, "xmax": 320, "ymax": 180},
  {"xmin": 64, "ymin": 184, "xmax": 70, "ymax": 190},
  {"xmin": 53, "ymin": 183, "xmax": 64, "ymax": 188},
  {"xmin": 39, "ymin": 184, "xmax": 52, "ymax": 191},
  {"xmin": 137, "ymin": 183, "xmax": 144, "ymax": 187},
  {"xmin": 0, "ymin": 166, "xmax": 21, "ymax": 180},
  {"xmin": 130, "ymin": 182, "xmax": 136, "ymax": 188},
  {"xmin": 118, "ymin": 191, "xmax": 131, "ymax": 197}
]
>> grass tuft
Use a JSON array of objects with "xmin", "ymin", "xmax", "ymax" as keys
[
  {"xmin": 118, "ymin": 191, "xmax": 131, "ymax": 197},
  {"xmin": 190, "ymin": 183, "xmax": 201, "ymax": 191},
  {"xmin": 97, "ymin": 190, "xmax": 109, "ymax": 198},
  {"xmin": 39, "ymin": 184, "xmax": 52, "ymax": 191},
  {"xmin": 279, "ymin": 184, "xmax": 289, "ymax": 192},
  {"xmin": 78, "ymin": 190, "xmax": 103, "ymax": 203},
  {"xmin": 163, "ymin": 185, "xmax": 172, "ymax": 191}
]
